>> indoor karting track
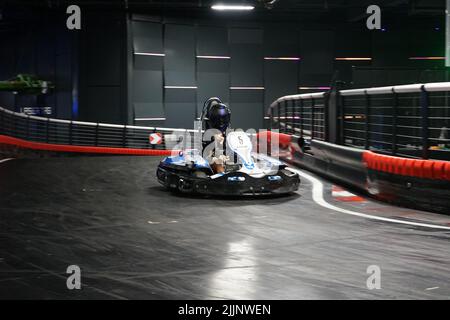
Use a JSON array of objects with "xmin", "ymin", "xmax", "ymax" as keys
[{"xmin": 1, "ymin": 156, "xmax": 450, "ymax": 299}]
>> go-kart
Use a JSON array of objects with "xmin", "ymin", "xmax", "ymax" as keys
[{"xmin": 156, "ymin": 131, "xmax": 300, "ymax": 196}]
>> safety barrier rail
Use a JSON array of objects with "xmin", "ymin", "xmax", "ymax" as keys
[
  {"xmin": 269, "ymin": 92, "xmax": 327, "ymax": 141},
  {"xmin": 340, "ymin": 83, "xmax": 450, "ymax": 160},
  {"xmin": 271, "ymin": 82, "xmax": 450, "ymax": 160},
  {"xmin": 0, "ymin": 106, "xmax": 195, "ymax": 152}
]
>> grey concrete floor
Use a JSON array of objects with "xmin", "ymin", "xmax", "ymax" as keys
[{"xmin": 0, "ymin": 156, "xmax": 449, "ymax": 299}]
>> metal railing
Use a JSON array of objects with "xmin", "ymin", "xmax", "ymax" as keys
[
  {"xmin": 0, "ymin": 106, "xmax": 273, "ymax": 155},
  {"xmin": 0, "ymin": 106, "xmax": 195, "ymax": 151},
  {"xmin": 340, "ymin": 83, "xmax": 450, "ymax": 160},
  {"xmin": 2, "ymin": 80, "xmax": 450, "ymax": 161},
  {"xmin": 271, "ymin": 82, "xmax": 450, "ymax": 160},
  {"xmin": 269, "ymin": 92, "xmax": 327, "ymax": 141}
]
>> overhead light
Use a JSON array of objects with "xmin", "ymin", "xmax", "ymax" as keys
[
  {"xmin": 135, "ymin": 118, "xmax": 166, "ymax": 121},
  {"xmin": 335, "ymin": 57, "xmax": 372, "ymax": 61},
  {"xmin": 299, "ymin": 86, "xmax": 331, "ymax": 90},
  {"xmin": 165, "ymin": 86, "xmax": 198, "ymax": 89},
  {"xmin": 230, "ymin": 86, "xmax": 265, "ymax": 90},
  {"xmin": 409, "ymin": 57, "xmax": 445, "ymax": 60},
  {"xmin": 134, "ymin": 52, "xmax": 165, "ymax": 57},
  {"xmin": 211, "ymin": 4, "xmax": 255, "ymax": 11},
  {"xmin": 264, "ymin": 57, "xmax": 301, "ymax": 61},
  {"xmin": 197, "ymin": 55, "xmax": 231, "ymax": 59}
]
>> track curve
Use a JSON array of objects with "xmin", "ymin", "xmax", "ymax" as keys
[{"xmin": 0, "ymin": 156, "xmax": 449, "ymax": 299}]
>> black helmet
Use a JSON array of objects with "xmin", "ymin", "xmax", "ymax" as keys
[
  {"xmin": 206, "ymin": 102, "xmax": 231, "ymax": 133},
  {"xmin": 203, "ymin": 97, "xmax": 222, "ymax": 112}
]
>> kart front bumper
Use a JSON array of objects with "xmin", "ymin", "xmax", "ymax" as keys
[{"xmin": 157, "ymin": 165, "xmax": 300, "ymax": 196}]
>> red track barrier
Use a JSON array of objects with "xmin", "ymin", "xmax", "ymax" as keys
[
  {"xmin": 0, "ymin": 135, "xmax": 174, "ymax": 156},
  {"xmin": 256, "ymin": 131, "xmax": 292, "ymax": 149},
  {"xmin": 363, "ymin": 151, "xmax": 450, "ymax": 181}
]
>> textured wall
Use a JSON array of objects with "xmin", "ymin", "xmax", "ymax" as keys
[
  {"xmin": 0, "ymin": 18, "xmax": 74, "ymax": 119},
  {"xmin": 130, "ymin": 18, "xmax": 309, "ymax": 130},
  {"xmin": 1, "ymin": 11, "xmax": 446, "ymax": 128}
]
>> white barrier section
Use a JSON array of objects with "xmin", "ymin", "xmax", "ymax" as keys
[
  {"xmin": 269, "ymin": 82, "xmax": 450, "ymax": 108},
  {"xmin": 338, "ymin": 82, "xmax": 450, "ymax": 97}
]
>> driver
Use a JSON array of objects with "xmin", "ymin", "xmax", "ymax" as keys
[{"xmin": 202, "ymin": 98, "xmax": 231, "ymax": 174}]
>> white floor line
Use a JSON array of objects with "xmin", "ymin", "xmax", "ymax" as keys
[
  {"xmin": 0, "ymin": 158, "xmax": 14, "ymax": 164},
  {"xmin": 290, "ymin": 168, "xmax": 450, "ymax": 231}
]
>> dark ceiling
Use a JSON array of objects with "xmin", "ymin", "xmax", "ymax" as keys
[{"xmin": 0, "ymin": 0, "xmax": 446, "ymax": 25}]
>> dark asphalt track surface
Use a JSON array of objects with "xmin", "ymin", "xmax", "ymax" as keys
[{"xmin": 0, "ymin": 156, "xmax": 449, "ymax": 299}]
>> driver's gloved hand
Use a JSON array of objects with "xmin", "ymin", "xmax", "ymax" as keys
[{"xmin": 210, "ymin": 155, "xmax": 229, "ymax": 174}]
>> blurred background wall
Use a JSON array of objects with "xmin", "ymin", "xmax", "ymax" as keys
[{"xmin": 0, "ymin": 1, "xmax": 447, "ymax": 129}]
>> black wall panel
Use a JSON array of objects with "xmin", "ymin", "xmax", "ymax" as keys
[
  {"xmin": 352, "ymin": 69, "xmax": 422, "ymax": 88},
  {"xmin": 133, "ymin": 55, "xmax": 164, "ymax": 119},
  {"xmin": 0, "ymin": 93, "xmax": 15, "ymax": 111},
  {"xmin": 372, "ymin": 29, "xmax": 409, "ymax": 67},
  {"xmin": 299, "ymin": 30, "xmax": 335, "ymax": 86},
  {"xmin": 0, "ymin": 32, "xmax": 18, "ymax": 110},
  {"xmin": 36, "ymin": 35, "xmax": 56, "ymax": 80},
  {"xmin": 230, "ymin": 90, "xmax": 264, "ymax": 130},
  {"xmin": 263, "ymin": 25, "xmax": 299, "ymax": 57},
  {"xmin": 335, "ymin": 29, "xmax": 371, "ymax": 58},
  {"xmin": 15, "ymin": 33, "xmax": 35, "ymax": 74},
  {"xmin": 131, "ymin": 22, "xmax": 164, "ymax": 122},
  {"xmin": 407, "ymin": 27, "xmax": 445, "ymax": 69},
  {"xmin": 12, "ymin": 30, "xmax": 40, "ymax": 111},
  {"xmin": 409, "ymin": 28, "xmax": 443, "ymax": 57},
  {"xmin": 229, "ymin": 28, "xmax": 263, "ymax": 87},
  {"xmin": 0, "ymin": 32, "xmax": 16, "ymax": 79},
  {"xmin": 164, "ymin": 89, "xmax": 196, "ymax": 129},
  {"xmin": 264, "ymin": 60, "xmax": 298, "ymax": 113},
  {"xmin": 79, "ymin": 13, "xmax": 126, "ymax": 124},
  {"xmin": 36, "ymin": 29, "xmax": 56, "ymax": 114},
  {"xmin": 197, "ymin": 26, "xmax": 229, "ymax": 56},
  {"xmin": 85, "ymin": 87, "xmax": 122, "ymax": 124},
  {"xmin": 86, "ymin": 25, "xmax": 122, "ymax": 87},
  {"xmin": 196, "ymin": 26, "xmax": 230, "ymax": 116},
  {"xmin": 54, "ymin": 27, "xmax": 73, "ymax": 119},
  {"xmin": 263, "ymin": 26, "xmax": 299, "ymax": 115},
  {"xmin": 334, "ymin": 29, "xmax": 372, "ymax": 84},
  {"xmin": 197, "ymin": 59, "xmax": 230, "ymax": 117},
  {"xmin": 164, "ymin": 24, "xmax": 196, "ymax": 86},
  {"xmin": 132, "ymin": 21, "xmax": 163, "ymax": 53},
  {"xmin": 55, "ymin": 44, "xmax": 72, "ymax": 119}
]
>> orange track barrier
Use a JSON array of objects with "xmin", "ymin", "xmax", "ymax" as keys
[
  {"xmin": 363, "ymin": 151, "xmax": 450, "ymax": 181},
  {"xmin": 0, "ymin": 135, "xmax": 174, "ymax": 156}
]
